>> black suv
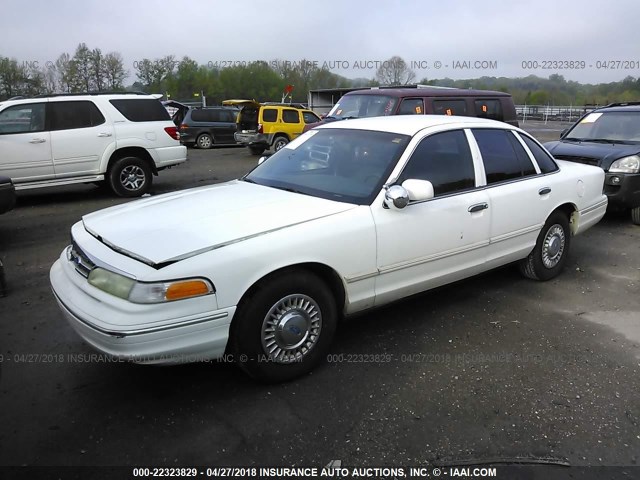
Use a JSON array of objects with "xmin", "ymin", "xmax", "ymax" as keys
[
  {"xmin": 544, "ymin": 103, "xmax": 640, "ymax": 225},
  {"xmin": 165, "ymin": 102, "xmax": 238, "ymax": 149}
]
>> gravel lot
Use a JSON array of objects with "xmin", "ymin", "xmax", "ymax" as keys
[{"xmin": 1, "ymin": 122, "xmax": 639, "ymax": 475}]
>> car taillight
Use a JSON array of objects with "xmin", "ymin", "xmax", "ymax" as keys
[
  {"xmin": 258, "ymin": 123, "xmax": 263, "ymax": 134},
  {"xmin": 179, "ymin": 123, "xmax": 189, "ymax": 130},
  {"xmin": 164, "ymin": 126, "xmax": 180, "ymax": 140}
]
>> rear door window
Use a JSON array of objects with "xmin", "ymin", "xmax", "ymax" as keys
[
  {"xmin": 473, "ymin": 129, "xmax": 535, "ymax": 184},
  {"xmin": 109, "ymin": 99, "xmax": 170, "ymax": 122},
  {"xmin": 432, "ymin": 99, "xmax": 467, "ymax": 116},
  {"xmin": 474, "ymin": 99, "xmax": 503, "ymax": 121},
  {"xmin": 282, "ymin": 109, "xmax": 300, "ymax": 123},
  {"xmin": 50, "ymin": 101, "xmax": 105, "ymax": 130},
  {"xmin": 398, "ymin": 98, "xmax": 424, "ymax": 115},
  {"xmin": 262, "ymin": 108, "xmax": 278, "ymax": 122}
]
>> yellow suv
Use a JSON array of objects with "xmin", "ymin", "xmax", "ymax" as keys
[{"xmin": 222, "ymin": 100, "xmax": 321, "ymax": 155}]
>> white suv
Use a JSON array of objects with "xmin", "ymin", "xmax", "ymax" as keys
[{"xmin": 0, "ymin": 93, "xmax": 187, "ymax": 197}]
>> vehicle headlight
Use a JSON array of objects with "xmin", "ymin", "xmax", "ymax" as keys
[
  {"xmin": 88, "ymin": 268, "xmax": 135, "ymax": 299},
  {"xmin": 128, "ymin": 278, "xmax": 214, "ymax": 304},
  {"xmin": 88, "ymin": 268, "xmax": 213, "ymax": 303},
  {"xmin": 609, "ymin": 155, "xmax": 640, "ymax": 173}
]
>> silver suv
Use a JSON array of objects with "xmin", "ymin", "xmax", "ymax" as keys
[{"xmin": 0, "ymin": 92, "xmax": 187, "ymax": 197}]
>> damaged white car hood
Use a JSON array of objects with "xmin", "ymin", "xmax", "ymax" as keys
[{"xmin": 81, "ymin": 180, "xmax": 356, "ymax": 266}]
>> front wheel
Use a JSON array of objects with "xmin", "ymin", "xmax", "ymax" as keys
[
  {"xmin": 519, "ymin": 211, "xmax": 571, "ymax": 281},
  {"xmin": 108, "ymin": 156, "xmax": 152, "ymax": 197},
  {"xmin": 229, "ymin": 271, "xmax": 337, "ymax": 383},
  {"xmin": 272, "ymin": 136, "xmax": 289, "ymax": 151}
]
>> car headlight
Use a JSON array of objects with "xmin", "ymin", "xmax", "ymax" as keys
[
  {"xmin": 88, "ymin": 268, "xmax": 213, "ymax": 303},
  {"xmin": 609, "ymin": 155, "xmax": 640, "ymax": 173}
]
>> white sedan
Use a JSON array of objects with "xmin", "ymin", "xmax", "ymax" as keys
[{"xmin": 50, "ymin": 116, "xmax": 607, "ymax": 382}]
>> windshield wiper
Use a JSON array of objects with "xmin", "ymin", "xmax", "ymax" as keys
[
  {"xmin": 242, "ymin": 177, "xmax": 258, "ymax": 184},
  {"xmin": 586, "ymin": 138, "xmax": 618, "ymax": 144},
  {"xmin": 563, "ymin": 137, "xmax": 584, "ymax": 142}
]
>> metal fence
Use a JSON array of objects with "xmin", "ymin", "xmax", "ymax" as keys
[{"xmin": 516, "ymin": 105, "xmax": 600, "ymax": 123}]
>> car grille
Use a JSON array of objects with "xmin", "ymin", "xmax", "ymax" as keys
[
  {"xmin": 553, "ymin": 154, "xmax": 600, "ymax": 166},
  {"xmin": 68, "ymin": 241, "xmax": 95, "ymax": 278}
]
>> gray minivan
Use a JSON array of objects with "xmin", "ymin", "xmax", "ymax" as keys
[{"xmin": 165, "ymin": 102, "xmax": 239, "ymax": 148}]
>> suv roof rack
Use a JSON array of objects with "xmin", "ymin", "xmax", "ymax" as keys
[
  {"xmin": 603, "ymin": 101, "xmax": 640, "ymax": 108},
  {"xmin": 32, "ymin": 91, "xmax": 149, "ymax": 98},
  {"xmin": 262, "ymin": 102, "xmax": 308, "ymax": 109}
]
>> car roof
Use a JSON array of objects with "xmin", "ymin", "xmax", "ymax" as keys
[
  {"xmin": 314, "ymin": 115, "xmax": 515, "ymax": 135},
  {"xmin": 595, "ymin": 104, "xmax": 640, "ymax": 113},
  {"xmin": 0, "ymin": 93, "xmax": 160, "ymax": 108},
  {"xmin": 344, "ymin": 87, "xmax": 510, "ymax": 98}
]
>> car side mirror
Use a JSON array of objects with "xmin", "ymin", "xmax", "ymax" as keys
[
  {"xmin": 560, "ymin": 129, "xmax": 567, "ymax": 138},
  {"xmin": 258, "ymin": 153, "xmax": 273, "ymax": 165},
  {"xmin": 402, "ymin": 179, "xmax": 434, "ymax": 201},
  {"xmin": 384, "ymin": 185, "xmax": 410, "ymax": 210},
  {"xmin": 384, "ymin": 180, "xmax": 435, "ymax": 210}
]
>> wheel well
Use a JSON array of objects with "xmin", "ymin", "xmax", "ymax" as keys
[
  {"xmin": 238, "ymin": 263, "xmax": 346, "ymax": 316},
  {"xmin": 271, "ymin": 133, "xmax": 289, "ymax": 144},
  {"xmin": 108, "ymin": 147, "xmax": 157, "ymax": 175},
  {"xmin": 554, "ymin": 203, "xmax": 579, "ymax": 235}
]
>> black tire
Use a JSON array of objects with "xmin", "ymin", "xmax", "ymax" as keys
[
  {"xmin": 272, "ymin": 136, "xmax": 289, "ymax": 151},
  {"xmin": 108, "ymin": 156, "xmax": 152, "ymax": 197},
  {"xmin": 196, "ymin": 133, "xmax": 213, "ymax": 149},
  {"xmin": 229, "ymin": 270, "xmax": 337, "ymax": 383},
  {"xmin": 519, "ymin": 210, "xmax": 571, "ymax": 281},
  {"xmin": 631, "ymin": 206, "xmax": 640, "ymax": 225},
  {"xmin": 249, "ymin": 146, "xmax": 266, "ymax": 156}
]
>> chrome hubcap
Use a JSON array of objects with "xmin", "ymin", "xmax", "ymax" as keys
[
  {"xmin": 261, "ymin": 294, "xmax": 321, "ymax": 363},
  {"xmin": 199, "ymin": 136, "xmax": 211, "ymax": 148},
  {"xmin": 120, "ymin": 165, "xmax": 145, "ymax": 191},
  {"xmin": 542, "ymin": 224, "xmax": 565, "ymax": 268}
]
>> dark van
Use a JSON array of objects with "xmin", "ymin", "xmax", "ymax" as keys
[
  {"xmin": 304, "ymin": 86, "xmax": 518, "ymax": 132},
  {"xmin": 164, "ymin": 102, "xmax": 239, "ymax": 149}
]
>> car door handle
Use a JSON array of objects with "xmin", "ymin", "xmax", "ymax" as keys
[
  {"xmin": 539, "ymin": 187, "xmax": 551, "ymax": 195},
  {"xmin": 468, "ymin": 203, "xmax": 489, "ymax": 213},
  {"xmin": 97, "ymin": 133, "xmax": 112, "ymax": 137}
]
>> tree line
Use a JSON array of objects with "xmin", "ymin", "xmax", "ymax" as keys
[{"xmin": 2, "ymin": 44, "xmax": 640, "ymax": 106}]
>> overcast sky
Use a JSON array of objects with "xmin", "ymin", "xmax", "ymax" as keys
[{"xmin": 2, "ymin": 0, "xmax": 638, "ymax": 84}]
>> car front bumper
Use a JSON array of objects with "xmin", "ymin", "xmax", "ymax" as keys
[
  {"xmin": 604, "ymin": 172, "xmax": 640, "ymax": 209},
  {"xmin": 50, "ymin": 251, "xmax": 235, "ymax": 364}
]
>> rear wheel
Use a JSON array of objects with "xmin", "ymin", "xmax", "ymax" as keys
[
  {"xmin": 519, "ymin": 211, "xmax": 571, "ymax": 281},
  {"xmin": 631, "ymin": 206, "xmax": 640, "ymax": 225},
  {"xmin": 229, "ymin": 270, "xmax": 337, "ymax": 383},
  {"xmin": 196, "ymin": 133, "xmax": 213, "ymax": 149},
  {"xmin": 272, "ymin": 136, "xmax": 289, "ymax": 151},
  {"xmin": 108, "ymin": 156, "xmax": 152, "ymax": 197}
]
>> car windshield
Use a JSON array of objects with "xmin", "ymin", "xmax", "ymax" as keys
[
  {"xmin": 564, "ymin": 111, "xmax": 640, "ymax": 144},
  {"xmin": 327, "ymin": 94, "xmax": 399, "ymax": 120},
  {"xmin": 244, "ymin": 128, "xmax": 410, "ymax": 205}
]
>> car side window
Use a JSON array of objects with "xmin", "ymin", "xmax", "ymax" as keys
[
  {"xmin": 432, "ymin": 99, "xmax": 467, "ymax": 116},
  {"xmin": 398, "ymin": 130, "xmax": 475, "ymax": 197},
  {"xmin": 282, "ymin": 109, "xmax": 300, "ymax": 123},
  {"xmin": 398, "ymin": 98, "xmax": 424, "ymax": 115},
  {"xmin": 223, "ymin": 110, "xmax": 237, "ymax": 122},
  {"xmin": 262, "ymin": 108, "xmax": 277, "ymax": 122},
  {"xmin": 303, "ymin": 112, "xmax": 320, "ymax": 124},
  {"xmin": 519, "ymin": 134, "xmax": 559, "ymax": 174},
  {"xmin": 50, "ymin": 101, "xmax": 106, "ymax": 131},
  {"xmin": 474, "ymin": 99, "xmax": 503, "ymax": 121},
  {"xmin": 0, "ymin": 103, "xmax": 46, "ymax": 134},
  {"xmin": 473, "ymin": 129, "xmax": 536, "ymax": 184}
]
